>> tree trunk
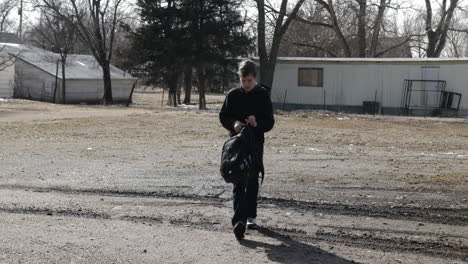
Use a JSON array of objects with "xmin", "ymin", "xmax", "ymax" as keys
[
  {"xmin": 176, "ymin": 77, "xmax": 182, "ymax": 105},
  {"xmin": 166, "ymin": 72, "xmax": 178, "ymax": 107},
  {"xmin": 256, "ymin": 0, "xmax": 269, "ymax": 85},
  {"xmin": 197, "ymin": 67, "xmax": 207, "ymax": 110},
  {"xmin": 166, "ymin": 88, "xmax": 178, "ymax": 106},
  {"xmin": 357, "ymin": 0, "xmax": 367, "ymax": 57},
  {"xmin": 166, "ymin": 88, "xmax": 177, "ymax": 107},
  {"xmin": 256, "ymin": 0, "xmax": 305, "ymax": 87},
  {"xmin": 54, "ymin": 60, "xmax": 59, "ymax": 103},
  {"xmin": 425, "ymin": 0, "xmax": 459, "ymax": 57},
  {"xmin": 260, "ymin": 60, "xmax": 276, "ymax": 88},
  {"xmin": 326, "ymin": 0, "xmax": 352, "ymax": 57},
  {"xmin": 102, "ymin": 62, "xmax": 113, "ymax": 105},
  {"xmin": 62, "ymin": 58, "xmax": 66, "ymax": 104},
  {"xmin": 257, "ymin": 0, "xmax": 285, "ymax": 87},
  {"xmin": 426, "ymin": 31, "xmax": 439, "ymax": 57},
  {"xmin": 369, "ymin": 0, "xmax": 386, "ymax": 57},
  {"xmin": 183, "ymin": 65, "xmax": 192, "ymax": 104}
]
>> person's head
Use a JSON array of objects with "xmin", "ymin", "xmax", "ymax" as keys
[{"xmin": 238, "ymin": 60, "xmax": 257, "ymax": 92}]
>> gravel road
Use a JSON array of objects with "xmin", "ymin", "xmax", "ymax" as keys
[{"xmin": 0, "ymin": 95, "xmax": 467, "ymax": 263}]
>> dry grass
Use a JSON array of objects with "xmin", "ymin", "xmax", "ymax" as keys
[
  {"xmin": 425, "ymin": 172, "xmax": 468, "ymax": 184},
  {"xmin": 1, "ymin": 93, "xmax": 468, "ymax": 189}
]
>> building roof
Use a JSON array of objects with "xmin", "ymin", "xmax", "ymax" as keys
[
  {"xmin": 0, "ymin": 33, "xmax": 22, "ymax": 44},
  {"xmin": 16, "ymin": 52, "xmax": 135, "ymax": 80},
  {"xmin": 0, "ymin": 42, "xmax": 46, "ymax": 54},
  {"xmin": 0, "ymin": 42, "xmax": 135, "ymax": 80},
  {"xmin": 254, "ymin": 56, "xmax": 468, "ymax": 64}
]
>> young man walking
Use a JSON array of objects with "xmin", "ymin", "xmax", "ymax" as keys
[{"xmin": 219, "ymin": 60, "xmax": 275, "ymax": 240}]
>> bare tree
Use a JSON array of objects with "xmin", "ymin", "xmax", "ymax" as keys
[
  {"xmin": 42, "ymin": 0, "xmax": 125, "ymax": 105},
  {"xmin": 0, "ymin": 0, "xmax": 21, "ymax": 72},
  {"xmin": 294, "ymin": 0, "xmax": 352, "ymax": 56},
  {"xmin": 183, "ymin": 65, "xmax": 192, "ymax": 104},
  {"xmin": 368, "ymin": 0, "xmax": 387, "ymax": 57},
  {"xmin": 108, "ymin": 12, "xmax": 138, "ymax": 68},
  {"xmin": 441, "ymin": 4, "xmax": 468, "ymax": 57},
  {"xmin": 0, "ymin": 45, "xmax": 16, "ymax": 70},
  {"xmin": 355, "ymin": 0, "xmax": 367, "ymax": 57},
  {"xmin": 256, "ymin": 0, "xmax": 306, "ymax": 88},
  {"xmin": 28, "ymin": 5, "xmax": 77, "ymax": 103},
  {"xmin": 278, "ymin": 1, "xmax": 341, "ymax": 57},
  {"xmin": 424, "ymin": 0, "xmax": 459, "ymax": 57},
  {"xmin": 0, "ymin": 0, "xmax": 16, "ymax": 32},
  {"xmin": 444, "ymin": 13, "xmax": 466, "ymax": 57},
  {"xmin": 289, "ymin": 0, "xmax": 417, "ymax": 58}
]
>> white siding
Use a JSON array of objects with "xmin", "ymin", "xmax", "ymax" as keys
[
  {"xmin": 113, "ymin": 79, "xmax": 136, "ymax": 100},
  {"xmin": 63, "ymin": 79, "xmax": 135, "ymax": 103},
  {"xmin": 15, "ymin": 59, "xmax": 136, "ymax": 103},
  {"xmin": 15, "ymin": 59, "xmax": 57, "ymax": 101},
  {"xmin": 438, "ymin": 64, "xmax": 468, "ymax": 110},
  {"xmin": 272, "ymin": 61, "xmax": 468, "ymax": 113},
  {"xmin": 0, "ymin": 56, "xmax": 15, "ymax": 98}
]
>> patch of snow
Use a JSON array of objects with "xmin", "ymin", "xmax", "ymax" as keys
[
  {"xmin": 307, "ymin": 147, "xmax": 324, "ymax": 152},
  {"xmin": 177, "ymin": 104, "xmax": 197, "ymax": 109}
]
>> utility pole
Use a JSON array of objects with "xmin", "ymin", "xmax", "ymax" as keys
[{"xmin": 18, "ymin": 0, "xmax": 23, "ymax": 41}]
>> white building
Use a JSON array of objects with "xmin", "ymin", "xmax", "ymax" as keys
[
  {"xmin": 266, "ymin": 57, "xmax": 468, "ymax": 116},
  {"xmin": 0, "ymin": 43, "xmax": 137, "ymax": 104},
  {"xmin": 0, "ymin": 55, "xmax": 14, "ymax": 98}
]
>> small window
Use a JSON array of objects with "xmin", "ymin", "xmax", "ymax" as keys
[{"xmin": 298, "ymin": 68, "xmax": 323, "ymax": 87}]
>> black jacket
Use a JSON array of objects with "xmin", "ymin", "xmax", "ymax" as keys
[{"xmin": 219, "ymin": 84, "xmax": 275, "ymax": 143}]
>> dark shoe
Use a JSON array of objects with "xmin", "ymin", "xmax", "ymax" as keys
[
  {"xmin": 247, "ymin": 218, "xmax": 257, "ymax": 229},
  {"xmin": 233, "ymin": 221, "xmax": 246, "ymax": 240}
]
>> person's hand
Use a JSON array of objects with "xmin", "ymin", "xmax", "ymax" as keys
[
  {"xmin": 245, "ymin": 115, "xmax": 257, "ymax": 128},
  {"xmin": 234, "ymin": 121, "xmax": 244, "ymax": 133}
]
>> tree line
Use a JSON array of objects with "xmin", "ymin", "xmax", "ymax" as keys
[{"xmin": 2, "ymin": 0, "xmax": 468, "ymax": 107}]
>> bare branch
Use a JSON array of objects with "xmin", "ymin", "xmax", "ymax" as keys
[
  {"xmin": 374, "ymin": 35, "xmax": 419, "ymax": 57},
  {"xmin": 295, "ymin": 16, "xmax": 333, "ymax": 28},
  {"xmin": 292, "ymin": 42, "xmax": 338, "ymax": 57}
]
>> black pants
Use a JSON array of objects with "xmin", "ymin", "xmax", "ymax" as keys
[{"xmin": 232, "ymin": 144, "xmax": 263, "ymax": 226}]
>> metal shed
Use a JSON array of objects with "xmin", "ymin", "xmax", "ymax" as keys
[
  {"xmin": 0, "ymin": 55, "xmax": 14, "ymax": 98},
  {"xmin": 14, "ymin": 52, "xmax": 136, "ymax": 103},
  {"xmin": 267, "ymin": 57, "xmax": 468, "ymax": 116}
]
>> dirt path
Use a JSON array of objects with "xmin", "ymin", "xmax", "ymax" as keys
[
  {"xmin": 0, "ymin": 96, "xmax": 467, "ymax": 263},
  {"xmin": 0, "ymin": 185, "xmax": 466, "ymax": 263}
]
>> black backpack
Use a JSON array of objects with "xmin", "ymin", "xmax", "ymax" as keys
[{"xmin": 220, "ymin": 126, "xmax": 264, "ymax": 185}]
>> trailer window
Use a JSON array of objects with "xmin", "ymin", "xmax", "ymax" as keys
[{"xmin": 298, "ymin": 68, "xmax": 323, "ymax": 87}]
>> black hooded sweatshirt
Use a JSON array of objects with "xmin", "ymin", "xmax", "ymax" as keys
[{"xmin": 219, "ymin": 84, "xmax": 275, "ymax": 143}]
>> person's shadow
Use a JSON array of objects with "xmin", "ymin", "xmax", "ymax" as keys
[{"xmin": 239, "ymin": 227, "xmax": 357, "ymax": 264}]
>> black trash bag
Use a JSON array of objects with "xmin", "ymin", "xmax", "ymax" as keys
[{"xmin": 220, "ymin": 126, "xmax": 264, "ymax": 185}]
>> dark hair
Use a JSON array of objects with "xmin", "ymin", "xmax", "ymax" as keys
[{"xmin": 238, "ymin": 60, "xmax": 257, "ymax": 77}]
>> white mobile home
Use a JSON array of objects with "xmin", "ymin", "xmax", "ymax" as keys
[{"xmin": 267, "ymin": 57, "xmax": 468, "ymax": 116}]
